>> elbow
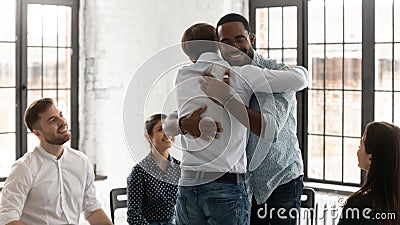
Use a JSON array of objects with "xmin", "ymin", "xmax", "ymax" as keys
[{"xmin": 293, "ymin": 66, "xmax": 309, "ymax": 91}]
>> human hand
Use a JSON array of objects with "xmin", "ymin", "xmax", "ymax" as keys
[
  {"xmin": 180, "ymin": 106, "xmax": 223, "ymax": 141},
  {"xmin": 200, "ymin": 69, "xmax": 231, "ymax": 106}
]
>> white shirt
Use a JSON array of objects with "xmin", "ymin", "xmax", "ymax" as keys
[
  {"xmin": 0, "ymin": 146, "xmax": 101, "ymax": 225},
  {"xmin": 175, "ymin": 52, "xmax": 307, "ymax": 174}
]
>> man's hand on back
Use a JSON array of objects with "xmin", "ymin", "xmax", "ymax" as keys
[{"xmin": 180, "ymin": 106, "xmax": 223, "ymax": 141}]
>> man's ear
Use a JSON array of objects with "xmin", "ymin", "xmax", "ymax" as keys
[
  {"xmin": 32, "ymin": 129, "xmax": 41, "ymax": 138},
  {"xmin": 249, "ymin": 33, "xmax": 255, "ymax": 46},
  {"xmin": 144, "ymin": 134, "xmax": 151, "ymax": 142}
]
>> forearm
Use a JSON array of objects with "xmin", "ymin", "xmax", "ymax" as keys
[
  {"xmin": 87, "ymin": 209, "xmax": 113, "ymax": 225},
  {"xmin": 224, "ymin": 98, "xmax": 262, "ymax": 136}
]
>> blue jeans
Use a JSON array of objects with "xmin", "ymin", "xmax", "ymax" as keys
[
  {"xmin": 250, "ymin": 176, "xmax": 303, "ymax": 225},
  {"xmin": 175, "ymin": 181, "xmax": 250, "ymax": 225}
]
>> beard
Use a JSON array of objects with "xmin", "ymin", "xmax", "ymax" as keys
[{"xmin": 43, "ymin": 132, "xmax": 71, "ymax": 145}]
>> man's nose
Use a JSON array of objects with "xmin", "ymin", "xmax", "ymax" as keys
[{"xmin": 57, "ymin": 117, "xmax": 67, "ymax": 125}]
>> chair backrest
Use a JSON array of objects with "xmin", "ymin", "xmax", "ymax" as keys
[
  {"xmin": 110, "ymin": 187, "xmax": 127, "ymax": 223},
  {"xmin": 300, "ymin": 187, "xmax": 316, "ymax": 225}
]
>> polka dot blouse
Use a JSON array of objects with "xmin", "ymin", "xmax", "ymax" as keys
[{"xmin": 127, "ymin": 152, "xmax": 180, "ymax": 225}]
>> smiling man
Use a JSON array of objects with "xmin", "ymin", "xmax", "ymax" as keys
[{"xmin": 0, "ymin": 98, "xmax": 112, "ymax": 225}]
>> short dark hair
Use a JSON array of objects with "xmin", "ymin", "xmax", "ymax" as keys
[
  {"xmin": 145, "ymin": 113, "xmax": 167, "ymax": 137},
  {"xmin": 24, "ymin": 98, "xmax": 54, "ymax": 132},
  {"xmin": 181, "ymin": 23, "xmax": 219, "ymax": 60},
  {"xmin": 216, "ymin": 13, "xmax": 252, "ymax": 33}
]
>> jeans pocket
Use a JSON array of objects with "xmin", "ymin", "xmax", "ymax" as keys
[
  {"xmin": 175, "ymin": 195, "xmax": 189, "ymax": 225},
  {"xmin": 207, "ymin": 197, "xmax": 241, "ymax": 225}
]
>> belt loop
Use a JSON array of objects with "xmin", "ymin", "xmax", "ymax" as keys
[
  {"xmin": 197, "ymin": 171, "xmax": 204, "ymax": 183},
  {"xmin": 236, "ymin": 173, "xmax": 240, "ymax": 184}
]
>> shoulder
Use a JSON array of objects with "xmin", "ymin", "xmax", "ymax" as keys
[
  {"xmin": 9, "ymin": 153, "xmax": 34, "ymax": 176},
  {"xmin": 345, "ymin": 193, "xmax": 372, "ymax": 209},
  {"xmin": 254, "ymin": 52, "xmax": 289, "ymax": 70},
  {"xmin": 65, "ymin": 146, "xmax": 91, "ymax": 163},
  {"xmin": 12, "ymin": 149, "xmax": 41, "ymax": 173},
  {"xmin": 127, "ymin": 163, "xmax": 146, "ymax": 183}
]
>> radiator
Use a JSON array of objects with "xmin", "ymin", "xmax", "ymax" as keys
[{"xmin": 299, "ymin": 193, "xmax": 347, "ymax": 225}]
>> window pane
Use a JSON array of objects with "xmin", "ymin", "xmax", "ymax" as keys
[
  {"xmin": 394, "ymin": 44, "xmax": 400, "ymax": 91},
  {"xmin": 256, "ymin": 8, "xmax": 268, "ymax": 49},
  {"xmin": 0, "ymin": 134, "xmax": 16, "ymax": 178},
  {"xmin": 309, "ymin": 45, "xmax": 324, "ymax": 89},
  {"xmin": 269, "ymin": 50, "xmax": 283, "ymax": 64},
  {"xmin": 43, "ymin": 90, "xmax": 58, "ymax": 100},
  {"xmin": 344, "ymin": 0, "xmax": 362, "ymax": 43},
  {"xmin": 283, "ymin": 49, "xmax": 297, "ymax": 67},
  {"xmin": 375, "ymin": 44, "xmax": 393, "ymax": 91},
  {"xmin": 325, "ymin": 91, "xmax": 342, "ymax": 135},
  {"xmin": 268, "ymin": 7, "xmax": 283, "ymax": 48},
  {"xmin": 344, "ymin": 44, "xmax": 362, "ymax": 90},
  {"xmin": 325, "ymin": 136, "xmax": 342, "ymax": 181},
  {"xmin": 58, "ymin": 48, "xmax": 71, "ymax": 89},
  {"xmin": 27, "ymin": 47, "xmax": 42, "ymax": 89},
  {"xmin": 42, "ymin": 5, "xmax": 58, "ymax": 46},
  {"xmin": 27, "ymin": 132, "xmax": 39, "ymax": 153},
  {"xmin": 43, "ymin": 48, "xmax": 57, "ymax": 89},
  {"xmin": 375, "ymin": 92, "xmax": 393, "ymax": 122},
  {"xmin": 0, "ymin": 43, "xmax": 16, "ymax": 87},
  {"xmin": 57, "ymin": 90, "xmax": 71, "ymax": 126},
  {"xmin": 0, "ymin": 0, "xmax": 16, "ymax": 41},
  {"xmin": 326, "ymin": 44, "xmax": 343, "ymax": 89},
  {"xmin": 344, "ymin": 91, "xmax": 361, "ymax": 137},
  {"xmin": 58, "ymin": 6, "xmax": 72, "ymax": 47},
  {"xmin": 283, "ymin": 6, "xmax": 297, "ymax": 48},
  {"xmin": 27, "ymin": 4, "xmax": 43, "ymax": 46},
  {"xmin": 395, "ymin": 0, "xmax": 400, "ymax": 42},
  {"xmin": 395, "ymin": 93, "xmax": 400, "ymax": 126},
  {"xmin": 343, "ymin": 138, "xmax": 361, "ymax": 183},
  {"xmin": 307, "ymin": 135, "xmax": 323, "ymax": 179},
  {"xmin": 27, "ymin": 90, "xmax": 43, "ymax": 106},
  {"xmin": 308, "ymin": 0, "xmax": 324, "ymax": 44},
  {"xmin": 257, "ymin": 49, "xmax": 268, "ymax": 58},
  {"xmin": 375, "ymin": 0, "xmax": 393, "ymax": 43},
  {"xmin": 326, "ymin": 0, "xmax": 343, "ymax": 43},
  {"xmin": 308, "ymin": 90, "xmax": 324, "ymax": 134},
  {"xmin": 0, "ymin": 89, "xmax": 15, "ymax": 133}
]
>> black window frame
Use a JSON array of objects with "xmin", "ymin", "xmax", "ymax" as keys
[
  {"xmin": 0, "ymin": 0, "xmax": 79, "ymax": 182},
  {"xmin": 249, "ymin": 0, "xmax": 384, "ymax": 186}
]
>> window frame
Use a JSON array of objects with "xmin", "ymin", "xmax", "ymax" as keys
[
  {"xmin": 249, "ymin": 0, "xmax": 383, "ymax": 186},
  {"xmin": 0, "ymin": 0, "xmax": 79, "ymax": 181}
]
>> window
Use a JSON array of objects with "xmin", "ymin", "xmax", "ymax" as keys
[
  {"xmin": 0, "ymin": 0, "xmax": 78, "ymax": 180},
  {"xmin": 250, "ymin": 0, "xmax": 398, "ymax": 186}
]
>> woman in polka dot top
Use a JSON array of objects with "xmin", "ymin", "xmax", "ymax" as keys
[{"xmin": 127, "ymin": 114, "xmax": 181, "ymax": 225}]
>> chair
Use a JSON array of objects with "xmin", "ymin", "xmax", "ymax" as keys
[
  {"xmin": 300, "ymin": 187, "xmax": 316, "ymax": 225},
  {"xmin": 110, "ymin": 187, "xmax": 127, "ymax": 223}
]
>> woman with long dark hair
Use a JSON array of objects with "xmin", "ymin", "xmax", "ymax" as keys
[{"xmin": 338, "ymin": 121, "xmax": 400, "ymax": 225}]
